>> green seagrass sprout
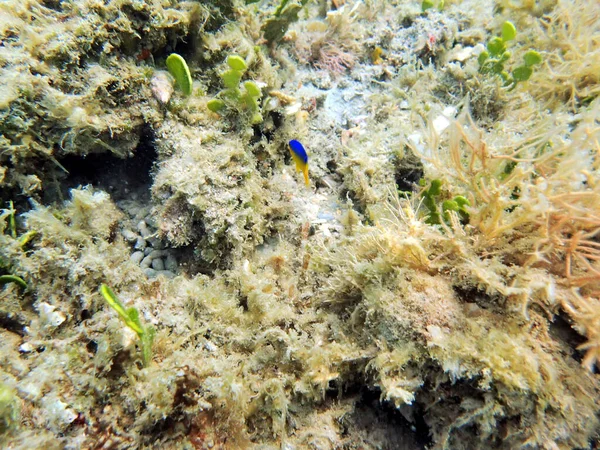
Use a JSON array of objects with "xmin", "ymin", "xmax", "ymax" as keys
[
  {"xmin": 99, "ymin": 284, "xmax": 155, "ymax": 367},
  {"xmin": 0, "ymin": 201, "xmax": 31, "ymax": 289},
  {"xmin": 0, "ymin": 275, "xmax": 27, "ymax": 290},
  {"xmin": 422, "ymin": 0, "xmax": 444, "ymax": 12},
  {"xmin": 207, "ymin": 54, "xmax": 263, "ymax": 124},
  {"xmin": 478, "ymin": 21, "xmax": 542, "ymax": 89},
  {"xmin": 421, "ymin": 179, "xmax": 470, "ymax": 225},
  {"xmin": 166, "ymin": 53, "xmax": 193, "ymax": 96}
]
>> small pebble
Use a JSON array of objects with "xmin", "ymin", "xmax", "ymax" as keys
[
  {"xmin": 138, "ymin": 220, "xmax": 152, "ymax": 239},
  {"xmin": 140, "ymin": 255, "xmax": 153, "ymax": 269},
  {"xmin": 121, "ymin": 229, "xmax": 138, "ymax": 243},
  {"xmin": 151, "ymin": 258, "xmax": 165, "ymax": 271},
  {"xmin": 148, "ymin": 249, "xmax": 167, "ymax": 259},
  {"xmin": 165, "ymin": 254, "xmax": 178, "ymax": 272},
  {"xmin": 145, "ymin": 215, "xmax": 157, "ymax": 228},
  {"xmin": 136, "ymin": 207, "xmax": 151, "ymax": 221},
  {"xmin": 130, "ymin": 251, "xmax": 145, "ymax": 265},
  {"xmin": 147, "ymin": 237, "xmax": 164, "ymax": 249},
  {"xmin": 143, "ymin": 268, "xmax": 157, "ymax": 278},
  {"xmin": 144, "ymin": 247, "xmax": 153, "ymax": 256},
  {"xmin": 19, "ymin": 342, "xmax": 34, "ymax": 353},
  {"xmin": 157, "ymin": 270, "xmax": 176, "ymax": 279},
  {"xmin": 134, "ymin": 236, "xmax": 146, "ymax": 251}
]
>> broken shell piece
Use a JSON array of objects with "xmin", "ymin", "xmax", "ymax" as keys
[
  {"xmin": 37, "ymin": 302, "xmax": 66, "ymax": 328},
  {"xmin": 269, "ymin": 90, "xmax": 298, "ymax": 106},
  {"xmin": 432, "ymin": 106, "xmax": 458, "ymax": 135},
  {"xmin": 448, "ymin": 45, "xmax": 476, "ymax": 62},
  {"xmin": 151, "ymin": 71, "xmax": 174, "ymax": 104}
]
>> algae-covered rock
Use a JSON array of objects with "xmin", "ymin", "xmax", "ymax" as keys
[
  {"xmin": 1, "ymin": 0, "xmax": 600, "ymax": 449},
  {"xmin": 0, "ymin": 0, "xmax": 195, "ymax": 198}
]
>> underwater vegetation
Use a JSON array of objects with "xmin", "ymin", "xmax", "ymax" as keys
[{"xmin": 1, "ymin": 0, "xmax": 599, "ymax": 449}]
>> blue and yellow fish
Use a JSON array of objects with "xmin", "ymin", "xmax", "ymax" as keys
[{"xmin": 288, "ymin": 139, "xmax": 309, "ymax": 186}]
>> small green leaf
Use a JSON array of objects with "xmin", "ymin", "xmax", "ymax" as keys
[
  {"xmin": 477, "ymin": 51, "xmax": 490, "ymax": 66},
  {"xmin": 141, "ymin": 326, "xmax": 156, "ymax": 366},
  {"xmin": 251, "ymin": 112, "xmax": 263, "ymax": 124},
  {"xmin": 501, "ymin": 21, "xmax": 517, "ymax": 41},
  {"xmin": 221, "ymin": 69, "xmax": 243, "ymax": 89},
  {"xmin": 18, "ymin": 230, "xmax": 37, "ymax": 247},
  {"xmin": 428, "ymin": 179, "xmax": 442, "ymax": 196},
  {"xmin": 523, "ymin": 50, "xmax": 542, "ymax": 67},
  {"xmin": 227, "ymin": 55, "xmax": 247, "ymax": 71},
  {"xmin": 499, "ymin": 51, "xmax": 511, "ymax": 62},
  {"xmin": 453, "ymin": 196, "xmax": 470, "ymax": 208},
  {"xmin": 100, "ymin": 284, "xmax": 144, "ymax": 335},
  {"xmin": 243, "ymin": 93, "xmax": 260, "ymax": 111},
  {"xmin": 166, "ymin": 53, "xmax": 193, "ymax": 96},
  {"xmin": 0, "ymin": 275, "xmax": 27, "ymax": 290},
  {"xmin": 422, "ymin": 0, "xmax": 435, "ymax": 11},
  {"xmin": 99, "ymin": 284, "xmax": 153, "ymax": 367},
  {"xmin": 207, "ymin": 99, "xmax": 225, "ymax": 113},
  {"xmin": 126, "ymin": 307, "xmax": 140, "ymax": 323},
  {"xmin": 425, "ymin": 212, "xmax": 441, "ymax": 225},
  {"xmin": 492, "ymin": 61, "xmax": 505, "ymax": 75},
  {"xmin": 244, "ymin": 81, "xmax": 261, "ymax": 97},
  {"xmin": 7, "ymin": 201, "xmax": 16, "ymax": 238},
  {"xmin": 423, "ymin": 195, "xmax": 436, "ymax": 212},
  {"xmin": 264, "ymin": 1, "xmax": 306, "ymax": 43},
  {"xmin": 512, "ymin": 65, "xmax": 533, "ymax": 82},
  {"xmin": 442, "ymin": 200, "xmax": 459, "ymax": 212},
  {"xmin": 487, "ymin": 37, "xmax": 506, "ymax": 56}
]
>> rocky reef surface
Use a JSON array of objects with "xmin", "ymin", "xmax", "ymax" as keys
[{"xmin": 1, "ymin": 0, "xmax": 599, "ymax": 448}]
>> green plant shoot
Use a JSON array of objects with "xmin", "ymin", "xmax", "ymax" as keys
[
  {"xmin": 422, "ymin": 0, "xmax": 443, "ymax": 11},
  {"xmin": 478, "ymin": 21, "xmax": 542, "ymax": 89},
  {"xmin": 0, "ymin": 275, "xmax": 27, "ymax": 290},
  {"xmin": 166, "ymin": 53, "xmax": 193, "ymax": 96},
  {"xmin": 7, "ymin": 201, "xmax": 16, "ymax": 238},
  {"xmin": 421, "ymin": 179, "xmax": 470, "ymax": 225},
  {"xmin": 99, "ymin": 284, "xmax": 155, "ymax": 367},
  {"xmin": 208, "ymin": 54, "xmax": 263, "ymax": 124}
]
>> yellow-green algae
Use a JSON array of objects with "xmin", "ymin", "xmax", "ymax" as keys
[{"xmin": 166, "ymin": 53, "xmax": 193, "ymax": 96}]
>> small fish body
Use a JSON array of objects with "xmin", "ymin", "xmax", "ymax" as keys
[{"xmin": 288, "ymin": 139, "xmax": 309, "ymax": 186}]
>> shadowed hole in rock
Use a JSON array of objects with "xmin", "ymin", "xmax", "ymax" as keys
[{"xmin": 54, "ymin": 123, "xmax": 157, "ymax": 204}]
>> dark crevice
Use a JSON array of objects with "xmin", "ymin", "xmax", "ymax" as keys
[
  {"xmin": 86, "ymin": 340, "xmax": 98, "ymax": 355},
  {"xmin": 453, "ymin": 285, "xmax": 503, "ymax": 313},
  {"xmin": 395, "ymin": 147, "xmax": 424, "ymax": 193},
  {"xmin": 333, "ymin": 386, "xmax": 430, "ymax": 450},
  {"xmin": 549, "ymin": 312, "xmax": 588, "ymax": 367},
  {"xmin": 53, "ymin": 124, "xmax": 157, "ymax": 204},
  {"xmin": 340, "ymin": 189, "xmax": 367, "ymax": 217},
  {"xmin": 0, "ymin": 312, "xmax": 27, "ymax": 336},
  {"xmin": 313, "ymin": 360, "xmax": 430, "ymax": 450}
]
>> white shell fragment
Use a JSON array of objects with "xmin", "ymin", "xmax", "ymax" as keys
[
  {"xmin": 42, "ymin": 394, "xmax": 78, "ymax": 431},
  {"xmin": 151, "ymin": 71, "xmax": 174, "ymax": 104},
  {"xmin": 432, "ymin": 106, "xmax": 458, "ymax": 135},
  {"xmin": 37, "ymin": 302, "xmax": 66, "ymax": 329}
]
